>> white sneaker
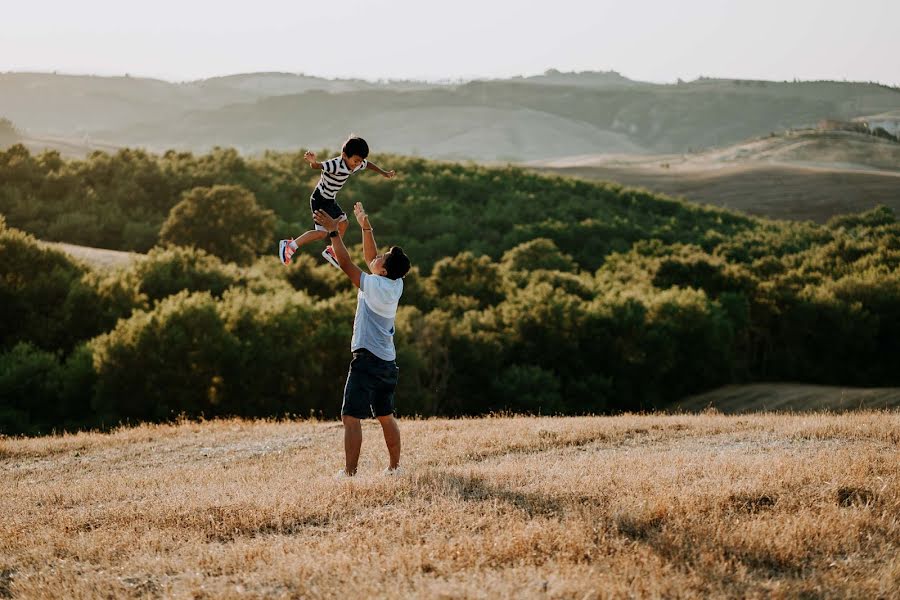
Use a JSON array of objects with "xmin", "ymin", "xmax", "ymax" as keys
[
  {"xmin": 278, "ymin": 239, "xmax": 295, "ymax": 265},
  {"xmin": 335, "ymin": 469, "xmax": 353, "ymax": 480},
  {"xmin": 382, "ymin": 466, "xmax": 403, "ymax": 476},
  {"xmin": 322, "ymin": 246, "xmax": 340, "ymax": 269}
]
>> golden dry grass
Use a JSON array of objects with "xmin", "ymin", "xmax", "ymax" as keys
[
  {"xmin": 44, "ymin": 242, "xmax": 137, "ymax": 270},
  {"xmin": 2, "ymin": 413, "xmax": 899, "ymax": 599}
]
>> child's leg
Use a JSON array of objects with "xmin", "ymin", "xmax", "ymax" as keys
[
  {"xmin": 323, "ymin": 218, "xmax": 350, "ymax": 250},
  {"xmin": 292, "ymin": 228, "xmax": 328, "ymax": 248}
]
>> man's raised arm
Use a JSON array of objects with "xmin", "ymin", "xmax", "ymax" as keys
[
  {"xmin": 313, "ymin": 210, "xmax": 363, "ymax": 288},
  {"xmin": 354, "ymin": 202, "xmax": 377, "ymax": 267}
]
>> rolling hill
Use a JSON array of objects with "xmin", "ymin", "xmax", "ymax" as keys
[
  {"xmin": 2, "ymin": 71, "xmax": 899, "ymax": 161},
  {"xmin": 674, "ymin": 383, "xmax": 900, "ymax": 413},
  {"xmin": 530, "ymin": 128, "xmax": 900, "ymax": 222}
]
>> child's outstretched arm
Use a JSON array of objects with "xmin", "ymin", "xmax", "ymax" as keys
[
  {"xmin": 304, "ymin": 150, "xmax": 323, "ymax": 169},
  {"xmin": 365, "ymin": 161, "xmax": 395, "ymax": 179}
]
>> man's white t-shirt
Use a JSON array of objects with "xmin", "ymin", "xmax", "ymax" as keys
[{"xmin": 351, "ymin": 273, "xmax": 404, "ymax": 361}]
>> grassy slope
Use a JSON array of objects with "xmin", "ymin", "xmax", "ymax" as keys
[
  {"xmin": 2, "ymin": 414, "xmax": 898, "ymax": 598},
  {"xmin": 675, "ymin": 384, "xmax": 900, "ymax": 413},
  {"xmin": 44, "ymin": 242, "xmax": 136, "ymax": 269},
  {"xmin": 531, "ymin": 130, "xmax": 900, "ymax": 222}
]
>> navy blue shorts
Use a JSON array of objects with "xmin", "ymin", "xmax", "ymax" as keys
[
  {"xmin": 310, "ymin": 188, "xmax": 346, "ymax": 231},
  {"xmin": 341, "ymin": 349, "xmax": 399, "ymax": 419}
]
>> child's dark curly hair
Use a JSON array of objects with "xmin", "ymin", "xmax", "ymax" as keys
[{"xmin": 342, "ymin": 135, "xmax": 369, "ymax": 159}]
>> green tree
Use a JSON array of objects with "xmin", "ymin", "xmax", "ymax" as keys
[
  {"xmin": 501, "ymin": 238, "xmax": 578, "ymax": 272},
  {"xmin": 123, "ymin": 245, "xmax": 242, "ymax": 304},
  {"xmin": 159, "ymin": 185, "xmax": 275, "ymax": 265},
  {"xmin": 90, "ymin": 291, "xmax": 241, "ymax": 423},
  {"xmin": 490, "ymin": 364, "xmax": 563, "ymax": 414},
  {"xmin": 428, "ymin": 252, "xmax": 504, "ymax": 307}
]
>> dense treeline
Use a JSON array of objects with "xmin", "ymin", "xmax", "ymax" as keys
[
  {"xmin": 0, "ymin": 143, "xmax": 754, "ymax": 270},
  {"xmin": 1, "ymin": 145, "xmax": 899, "ymax": 435}
]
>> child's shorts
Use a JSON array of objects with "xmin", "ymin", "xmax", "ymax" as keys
[
  {"xmin": 310, "ymin": 188, "xmax": 348, "ymax": 231},
  {"xmin": 341, "ymin": 348, "xmax": 399, "ymax": 419}
]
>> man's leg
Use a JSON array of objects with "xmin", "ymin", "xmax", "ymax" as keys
[
  {"xmin": 376, "ymin": 414, "xmax": 401, "ymax": 470},
  {"xmin": 342, "ymin": 415, "xmax": 362, "ymax": 475}
]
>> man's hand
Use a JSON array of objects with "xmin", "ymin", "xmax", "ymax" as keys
[
  {"xmin": 313, "ymin": 210, "xmax": 338, "ymax": 232},
  {"xmin": 354, "ymin": 202, "xmax": 369, "ymax": 227},
  {"xmin": 313, "ymin": 210, "xmax": 363, "ymax": 288},
  {"xmin": 304, "ymin": 150, "xmax": 317, "ymax": 165},
  {"xmin": 383, "ymin": 169, "xmax": 396, "ymax": 179},
  {"xmin": 355, "ymin": 202, "xmax": 377, "ymax": 264}
]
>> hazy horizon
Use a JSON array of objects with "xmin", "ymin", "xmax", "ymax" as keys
[
  {"xmin": 3, "ymin": 0, "xmax": 900, "ymax": 87},
  {"xmin": 4, "ymin": 67, "xmax": 899, "ymax": 88}
]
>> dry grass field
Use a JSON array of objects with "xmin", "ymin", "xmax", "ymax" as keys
[{"xmin": 2, "ymin": 413, "xmax": 899, "ymax": 599}]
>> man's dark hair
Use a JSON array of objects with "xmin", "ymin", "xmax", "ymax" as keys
[
  {"xmin": 342, "ymin": 135, "xmax": 369, "ymax": 159},
  {"xmin": 384, "ymin": 246, "xmax": 411, "ymax": 280}
]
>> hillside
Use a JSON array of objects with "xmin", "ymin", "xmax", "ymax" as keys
[
  {"xmin": 97, "ymin": 80, "xmax": 900, "ymax": 160},
  {"xmin": 27, "ymin": 236, "xmax": 900, "ymax": 417},
  {"xmin": 45, "ymin": 241, "xmax": 136, "ymax": 269},
  {"xmin": 3, "ymin": 144, "xmax": 900, "ymax": 436},
  {"xmin": 21, "ymin": 134, "xmax": 121, "ymax": 158},
  {"xmin": 2, "ymin": 414, "xmax": 897, "ymax": 598},
  {"xmin": 2, "ymin": 72, "xmax": 899, "ymax": 161},
  {"xmin": 0, "ymin": 72, "xmax": 434, "ymax": 136},
  {"xmin": 675, "ymin": 384, "xmax": 900, "ymax": 413},
  {"xmin": 530, "ymin": 129, "xmax": 900, "ymax": 222}
]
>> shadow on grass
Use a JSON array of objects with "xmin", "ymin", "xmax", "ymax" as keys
[{"xmin": 420, "ymin": 471, "xmax": 567, "ymax": 518}]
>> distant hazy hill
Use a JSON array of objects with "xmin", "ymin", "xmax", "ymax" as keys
[
  {"xmin": 513, "ymin": 68, "xmax": 647, "ymax": 88},
  {"xmin": 0, "ymin": 72, "xmax": 435, "ymax": 136},
  {"xmin": 2, "ymin": 71, "xmax": 899, "ymax": 161}
]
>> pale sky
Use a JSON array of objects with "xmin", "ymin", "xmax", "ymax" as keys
[{"xmin": 2, "ymin": 0, "xmax": 899, "ymax": 85}]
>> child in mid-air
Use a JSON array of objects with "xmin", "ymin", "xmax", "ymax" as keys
[{"xmin": 279, "ymin": 135, "xmax": 395, "ymax": 267}]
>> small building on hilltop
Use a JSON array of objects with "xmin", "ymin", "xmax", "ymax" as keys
[{"xmin": 817, "ymin": 119, "xmax": 870, "ymax": 134}]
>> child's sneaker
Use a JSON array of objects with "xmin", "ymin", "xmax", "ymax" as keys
[
  {"xmin": 322, "ymin": 246, "xmax": 340, "ymax": 269},
  {"xmin": 278, "ymin": 239, "xmax": 295, "ymax": 266}
]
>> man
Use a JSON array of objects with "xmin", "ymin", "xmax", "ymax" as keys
[{"xmin": 313, "ymin": 202, "xmax": 411, "ymax": 478}]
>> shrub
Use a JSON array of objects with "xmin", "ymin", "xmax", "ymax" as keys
[
  {"xmin": 0, "ymin": 225, "xmax": 87, "ymax": 352},
  {"xmin": 0, "ymin": 343, "xmax": 96, "ymax": 435},
  {"xmin": 124, "ymin": 245, "xmax": 242, "ymax": 303},
  {"xmin": 428, "ymin": 252, "xmax": 504, "ymax": 307},
  {"xmin": 90, "ymin": 291, "xmax": 240, "ymax": 423},
  {"xmin": 159, "ymin": 185, "xmax": 275, "ymax": 265},
  {"xmin": 490, "ymin": 365, "xmax": 563, "ymax": 414},
  {"xmin": 501, "ymin": 238, "xmax": 578, "ymax": 272}
]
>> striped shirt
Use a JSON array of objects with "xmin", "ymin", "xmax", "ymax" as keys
[{"xmin": 315, "ymin": 156, "xmax": 368, "ymax": 200}]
